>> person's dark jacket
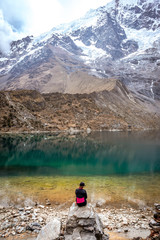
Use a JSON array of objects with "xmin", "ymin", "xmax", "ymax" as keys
[{"xmin": 75, "ymin": 188, "xmax": 87, "ymax": 206}]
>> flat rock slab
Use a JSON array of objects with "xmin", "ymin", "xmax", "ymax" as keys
[{"xmin": 68, "ymin": 203, "xmax": 95, "ymax": 219}]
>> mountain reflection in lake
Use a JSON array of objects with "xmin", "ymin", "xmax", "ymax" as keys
[
  {"xmin": 0, "ymin": 131, "xmax": 160, "ymax": 176},
  {"xmin": 0, "ymin": 131, "xmax": 160, "ymax": 207}
]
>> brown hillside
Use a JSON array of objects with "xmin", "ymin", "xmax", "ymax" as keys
[{"xmin": 0, "ymin": 81, "xmax": 160, "ymax": 132}]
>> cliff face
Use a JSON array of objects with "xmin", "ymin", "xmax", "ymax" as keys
[{"xmin": 0, "ymin": 81, "xmax": 160, "ymax": 132}]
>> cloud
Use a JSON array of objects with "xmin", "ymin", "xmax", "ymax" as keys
[
  {"xmin": 27, "ymin": 0, "xmax": 64, "ymax": 35},
  {"xmin": 0, "ymin": 10, "xmax": 19, "ymax": 54},
  {"xmin": 0, "ymin": 0, "xmax": 65, "ymax": 54},
  {"xmin": 0, "ymin": 0, "xmax": 112, "ymax": 54},
  {"xmin": 0, "ymin": 0, "xmax": 31, "ymax": 32},
  {"xmin": 0, "ymin": 0, "xmax": 30, "ymax": 54}
]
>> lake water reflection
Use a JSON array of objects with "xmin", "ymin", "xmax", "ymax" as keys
[{"xmin": 0, "ymin": 131, "xmax": 160, "ymax": 207}]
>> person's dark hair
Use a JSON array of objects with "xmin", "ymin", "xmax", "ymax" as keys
[{"xmin": 80, "ymin": 182, "xmax": 85, "ymax": 186}]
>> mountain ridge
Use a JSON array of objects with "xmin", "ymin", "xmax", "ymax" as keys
[{"xmin": 0, "ymin": 0, "xmax": 160, "ymax": 100}]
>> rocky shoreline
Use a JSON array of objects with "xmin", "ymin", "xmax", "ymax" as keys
[{"xmin": 0, "ymin": 201, "xmax": 153, "ymax": 240}]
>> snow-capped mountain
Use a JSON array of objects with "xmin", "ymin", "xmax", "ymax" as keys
[{"xmin": 0, "ymin": 0, "xmax": 160, "ymax": 99}]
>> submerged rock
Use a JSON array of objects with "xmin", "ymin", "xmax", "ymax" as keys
[{"xmin": 65, "ymin": 203, "xmax": 109, "ymax": 240}]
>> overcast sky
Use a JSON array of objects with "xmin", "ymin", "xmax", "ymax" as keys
[{"xmin": 0, "ymin": 0, "xmax": 112, "ymax": 53}]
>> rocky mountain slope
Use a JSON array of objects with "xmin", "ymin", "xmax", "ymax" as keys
[
  {"xmin": 0, "ymin": 80, "xmax": 160, "ymax": 132},
  {"xmin": 0, "ymin": 0, "xmax": 160, "ymax": 101}
]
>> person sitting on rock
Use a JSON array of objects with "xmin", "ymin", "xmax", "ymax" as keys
[{"xmin": 75, "ymin": 182, "xmax": 87, "ymax": 207}]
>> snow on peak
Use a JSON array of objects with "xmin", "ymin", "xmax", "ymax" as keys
[
  {"xmin": 110, "ymin": 0, "xmax": 154, "ymax": 7},
  {"xmin": 50, "ymin": 0, "xmax": 157, "ymax": 35},
  {"xmin": 51, "ymin": 8, "xmax": 102, "ymax": 34}
]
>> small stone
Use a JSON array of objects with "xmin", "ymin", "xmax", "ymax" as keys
[
  {"xmin": 116, "ymin": 223, "xmax": 122, "ymax": 228},
  {"xmin": 46, "ymin": 199, "xmax": 51, "ymax": 206},
  {"xmin": 38, "ymin": 217, "xmax": 43, "ymax": 222},
  {"xmin": 21, "ymin": 222, "xmax": 26, "ymax": 227},
  {"xmin": 132, "ymin": 238, "xmax": 143, "ymax": 240},
  {"xmin": 32, "ymin": 222, "xmax": 42, "ymax": 228},
  {"xmin": 96, "ymin": 199, "xmax": 106, "ymax": 208},
  {"xmin": 16, "ymin": 226, "xmax": 25, "ymax": 234},
  {"xmin": 25, "ymin": 207, "xmax": 32, "ymax": 211},
  {"xmin": 123, "ymin": 221, "xmax": 128, "ymax": 225},
  {"xmin": 26, "ymin": 225, "xmax": 33, "ymax": 231},
  {"xmin": 25, "ymin": 211, "xmax": 31, "ymax": 214},
  {"xmin": 20, "ymin": 216, "xmax": 29, "ymax": 222},
  {"xmin": 107, "ymin": 227, "xmax": 112, "ymax": 231},
  {"xmin": 34, "ymin": 209, "xmax": 40, "ymax": 213},
  {"xmin": 141, "ymin": 224, "xmax": 146, "ymax": 229},
  {"xmin": 11, "ymin": 231, "xmax": 16, "ymax": 236},
  {"xmin": 4, "ymin": 232, "xmax": 10, "ymax": 238},
  {"xmin": 13, "ymin": 218, "xmax": 18, "ymax": 223},
  {"xmin": 39, "ymin": 205, "xmax": 45, "ymax": 209},
  {"xmin": 19, "ymin": 208, "xmax": 24, "ymax": 211},
  {"xmin": 87, "ymin": 128, "xmax": 91, "ymax": 133}
]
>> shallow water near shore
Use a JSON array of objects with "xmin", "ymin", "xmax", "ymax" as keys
[
  {"xmin": 0, "ymin": 131, "xmax": 160, "ymax": 208},
  {"xmin": 0, "ymin": 174, "xmax": 160, "ymax": 208}
]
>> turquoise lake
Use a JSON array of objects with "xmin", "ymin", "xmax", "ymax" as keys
[{"xmin": 0, "ymin": 131, "xmax": 160, "ymax": 208}]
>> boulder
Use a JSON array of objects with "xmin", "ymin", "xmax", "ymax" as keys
[
  {"xmin": 65, "ymin": 203, "xmax": 109, "ymax": 240},
  {"xmin": 36, "ymin": 218, "xmax": 61, "ymax": 240}
]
